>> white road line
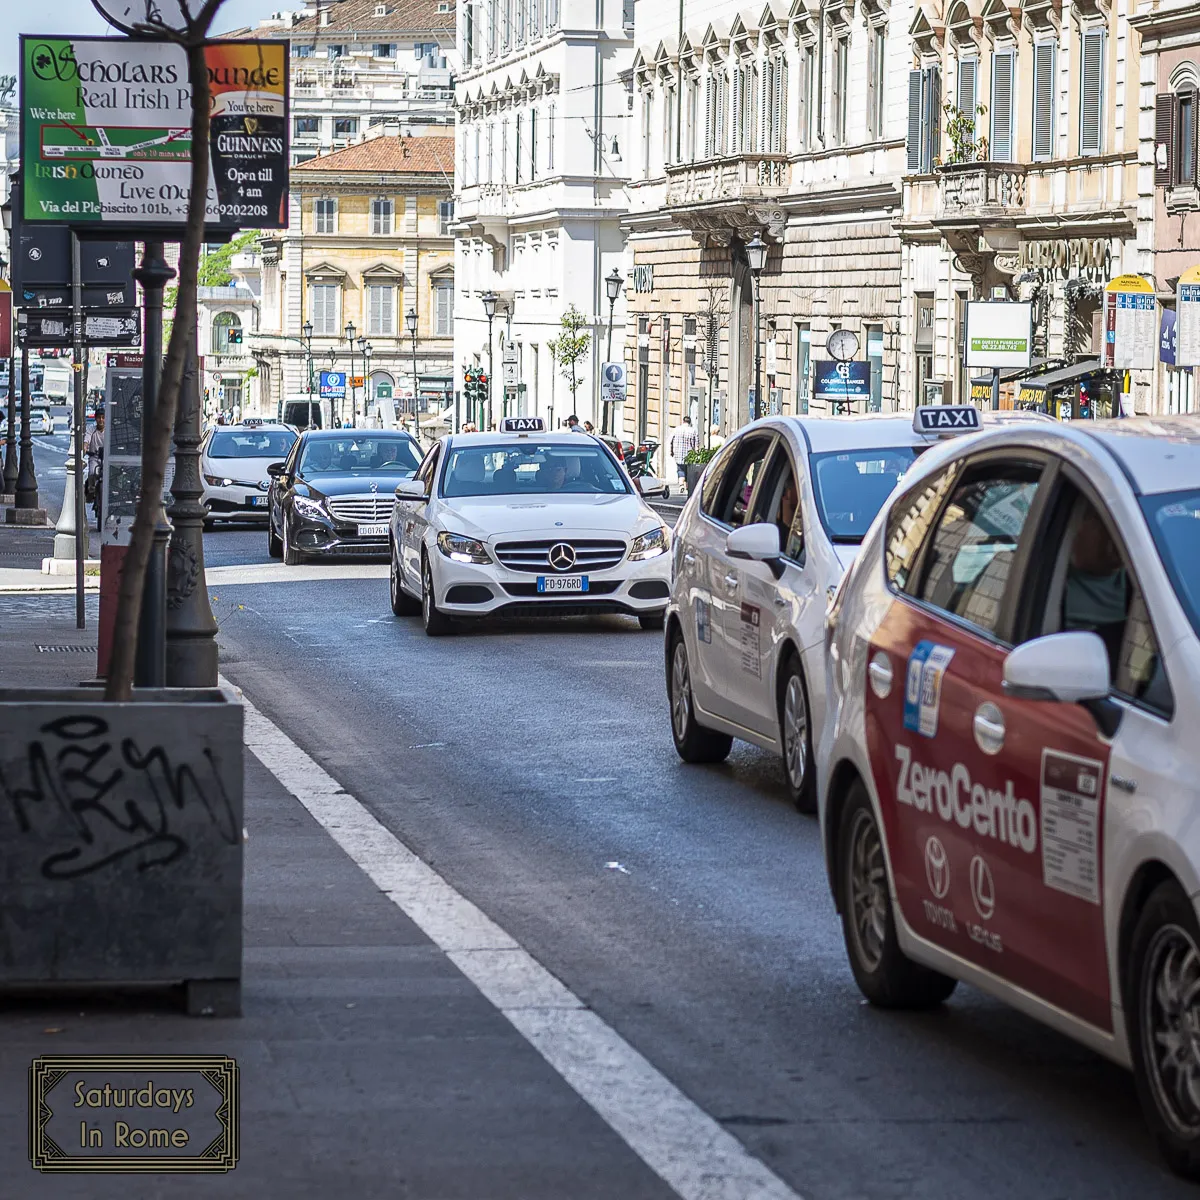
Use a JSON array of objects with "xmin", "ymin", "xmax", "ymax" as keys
[{"xmin": 238, "ymin": 687, "xmax": 803, "ymax": 1200}]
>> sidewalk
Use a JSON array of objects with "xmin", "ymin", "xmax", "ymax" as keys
[
  {"xmin": 0, "ymin": 525, "xmax": 99, "ymax": 592},
  {"xmin": 0, "ymin": 597, "xmax": 673, "ymax": 1199}
]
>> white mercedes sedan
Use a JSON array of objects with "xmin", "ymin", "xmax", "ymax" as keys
[{"xmin": 388, "ymin": 418, "xmax": 672, "ymax": 636}]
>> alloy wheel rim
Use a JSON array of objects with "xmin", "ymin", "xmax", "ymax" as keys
[
  {"xmin": 847, "ymin": 809, "xmax": 888, "ymax": 973},
  {"xmin": 1143, "ymin": 923, "xmax": 1200, "ymax": 1135},
  {"xmin": 423, "ymin": 563, "xmax": 432, "ymax": 623},
  {"xmin": 671, "ymin": 642, "xmax": 691, "ymax": 739},
  {"xmin": 784, "ymin": 675, "xmax": 808, "ymax": 789},
  {"xmin": 390, "ymin": 548, "xmax": 398, "ymax": 606}
]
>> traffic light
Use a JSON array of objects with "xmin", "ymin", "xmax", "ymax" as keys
[{"xmin": 227, "ymin": 327, "xmax": 243, "ymax": 345}]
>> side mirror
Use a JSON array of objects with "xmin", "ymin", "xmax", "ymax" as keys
[
  {"xmin": 1003, "ymin": 632, "xmax": 1110, "ymax": 704},
  {"xmin": 266, "ymin": 462, "xmax": 287, "ymax": 478},
  {"xmin": 726, "ymin": 522, "xmax": 785, "ymax": 579},
  {"xmin": 394, "ymin": 478, "xmax": 428, "ymax": 501}
]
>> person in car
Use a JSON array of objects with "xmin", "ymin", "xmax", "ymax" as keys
[
  {"xmin": 777, "ymin": 477, "xmax": 798, "ymax": 549},
  {"xmin": 538, "ymin": 461, "xmax": 569, "ymax": 491},
  {"xmin": 1063, "ymin": 506, "xmax": 1130, "ymax": 669},
  {"xmin": 305, "ymin": 441, "xmax": 333, "ymax": 473}
]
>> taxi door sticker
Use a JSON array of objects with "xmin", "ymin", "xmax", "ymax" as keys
[
  {"xmin": 739, "ymin": 602, "xmax": 761, "ymax": 677},
  {"xmin": 1040, "ymin": 749, "xmax": 1103, "ymax": 905},
  {"xmin": 902, "ymin": 641, "xmax": 956, "ymax": 738},
  {"xmin": 694, "ymin": 596, "xmax": 712, "ymax": 644}
]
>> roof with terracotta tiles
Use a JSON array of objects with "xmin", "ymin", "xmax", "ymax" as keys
[
  {"xmin": 221, "ymin": 0, "xmax": 454, "ymax": 38},
  {"xmin": 292, "ymin": 134, "xmax": 455, "ymax": 176}
]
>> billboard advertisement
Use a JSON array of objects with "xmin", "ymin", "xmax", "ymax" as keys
[
  {"xmin": 814, "ymin": 360, "xmax": 870, "ymax": 404},
  {"xmin": 965, "ymin": 302, "xmax": 1033, "ymax": 369},
  {"xmin": 21, "ymin": 36, "xmax": 288, "ymax": 230}
]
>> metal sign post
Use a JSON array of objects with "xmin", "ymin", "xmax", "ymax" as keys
[{"xmin": 71, "ymin": 232, "xmax": 85, "ymax": 629}]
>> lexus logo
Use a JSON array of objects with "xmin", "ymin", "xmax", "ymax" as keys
[
  {"xmin": 924, "ymin": 835, "xmax": 950, "ymax": 900},
  {"xmin": 548, "ymin": 542, "xmax": 576, "ymax": 571},
  {"xmin": 970, "ymin": 855, "xmax": 995, "ymax": 920}
]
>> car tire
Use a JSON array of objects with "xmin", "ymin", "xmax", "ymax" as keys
[
  {"xmin": 1127, "ymin": 879, "xmax": 1200, "ymax": 1180},
  {"xmin": 282, "ymin": 513, "xmax": 305, "ymax": 565},
  {"xmin": 778, "ymin": 652, "xmax": 816, "ymax": 814},
  {"xmin": 267, "ymin": 518, "xmax": 282, "ymax": 558},
  {"xmin": 837, "ymin": 782, "xmax": 957, "ymax": 1009},
  {"xmin": 420, "ymin": 553, "xmax": 453, "ymax": 636},
  {"xmin": 390, "ymin": 539, "xmax": 420, "ymax": 617},
  {"xmin": 638, "ymin": 609, "xmax": 666, "ymax": 632},
  {"xmin": 667, "ymin": 627, "xmax": 733, "ymax": 764}
]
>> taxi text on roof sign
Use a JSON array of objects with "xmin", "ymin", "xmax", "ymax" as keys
[
  {"xmin": 912, "ymin": 405, "xmax": 982, "ymax": 436},
  {"xmin": 500, "ymin": 417, "xmax": 545, "ymax": 434}
]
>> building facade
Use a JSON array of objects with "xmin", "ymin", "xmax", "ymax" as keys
[
  {"xmin": 452, "ymin": 0, "xmax": 633, "ymax": 429},
  {"xmin": 251, "ymin": 131, "xmax": 457, "ymax": 424},
  {"xmin": 224, "ymin": 0, "xmax": 457, "ymax": 166},
  {"xmin": 625, "ymin": 0, "xmax": 915, "ymax": 456}
]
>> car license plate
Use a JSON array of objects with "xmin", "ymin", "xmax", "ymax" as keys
[
  {"xmin": 249, "ymin": 495, "xmax": 267, "ymax": 508},
  {"xmin": 356, "ymin": 522, "xmax": 389, "ymax": 537},
  {"xmin": 537, "ymin": 575, "xmax": 589, "ymax": 593}
]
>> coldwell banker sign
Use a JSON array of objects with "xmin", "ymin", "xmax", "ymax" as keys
[{"xmin": 20, "ymin": 36, "xmax": 288, "ymax": 231}]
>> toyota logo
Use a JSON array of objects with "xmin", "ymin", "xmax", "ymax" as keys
[
  {"xmin": 548, "ymin": 542, "xmax": 576, "ymax": 571},
  {"xmin": 924, "ymin": 835, "xmax": 950, "ymax": 900}
]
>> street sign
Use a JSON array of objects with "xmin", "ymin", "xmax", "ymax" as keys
[
  {"xmin": 965, "ymin": 301, "xmax": 1033, "ymax": 369},
  {"xmin": 19, "ymin": 284, "xmax": 133, "ymax": 309},
  {"xmin": 600, "ymin": 361, "xmax": 626, "ymax": 404},
  {"xmin": 376, "ymin": 384, "xmax": 393, "ymax": 399},
  {"xmin": 319, "ymin": 370, "xmax": 346, "ymax": 398},
  {"xmin": 503, "ymin": 361, "xmax": 518, "ymax": 386},
  {"xmin": 20, "ymin": 36, "xmax": 288, "ymax": 232},
  {"xmin": 502, "ymin": 339, "xmax": 518, "ymax": 365},
  {"xmin": 1104, "ymin": 274, "xmax": 1156, "ymax": 370},
  {"xmin": 351, "ymin": 376, "xmax": 365, "ymax": 389},
  {"xmin": 814, "ymin": 360, "xmax": 870, "ymax": 404},
  {"xmin": 18, "ymin": 308, "xmax": 140, "ymax": 346},
  {"xmin": 1177, "ymin": 265, "xmax": 1200, "ymax": 367}
]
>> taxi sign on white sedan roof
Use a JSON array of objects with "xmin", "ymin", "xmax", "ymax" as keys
[
  {"xmin": 500, "ymin": 416, "xmax": 545, "ymax": 434},
  {"xmin": 913, "ymin": 405, "xmax": 982, "ymax": 436}
]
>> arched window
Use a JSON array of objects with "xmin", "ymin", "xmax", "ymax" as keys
[
  {"xmin": 1157, "ymin": 64, "xmax": 1200, "ymax": 190},
  {"xmin": 212, "ymin": 312, "xmax": 242, "ymax": 354}
]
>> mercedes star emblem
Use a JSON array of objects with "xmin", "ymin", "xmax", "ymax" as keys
[{"xmin": 548, "ymin": 542, "xmax": 576, "ymax": 571}]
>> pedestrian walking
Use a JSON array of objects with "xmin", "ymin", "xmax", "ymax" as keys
[
  {"xmin": 709, "ymin": 424, "xmax": 726, "ymax": 451},
  {"xmin": 85, "ymin": 407, "xmax": 105, "ymax": 529},
  {"xmin": 583, "ymin": 421, "xmax": 595, "ymax": 434},
  {"xmin": 669, "ymin": 415, "xmax": 698, "ymax": 482},
  {"xmin": 566, "ymin": 414, "xmax": 585, "ymax": 433}
]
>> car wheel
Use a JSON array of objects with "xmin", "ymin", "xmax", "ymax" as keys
[
  {"xmin": 778, "ymin": 652, "xmax": 816, "ymax": 814},
  {"xmin": 282, "ymin": 512, "xmax": 305, "ymax": 565},
  {"xmin": 837, "ymin": 782, "xmax": 957, "ymax": 1009},
  {"xmin": 390, "ymin": 539, "xmax": 420, "ymax": 617},
  {"xmin": 420, "ymin": 553, "xmax": 453, "ymax": 636},
  {"xmin": 1128, "ymin": 879, "xmax": 1200, "ymax": 1179},
  {"xmin": 638, "ymin": 609, "xmax": 666, "ymax": 632},
  {"xmin": 267, "ymin": 517, "xmax": 282, "ymax": 558},
  {"xmin": 667, "ymin": 627, "xmax": 733, "ymax": 764}
]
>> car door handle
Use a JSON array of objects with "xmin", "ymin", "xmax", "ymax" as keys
[
  {"xmin": 773, "ymin": 595, "xmax": 787, "ymax": 608},
  {"xmin": 724, "ymin": 573, "xmax": 739, "ymax": 590},
  {"xmin": 973, "ymin": 705, "xmax": 1006, "ymax": 755},
  {"xmin": 683, "ymin": 551, "xmax": 696, "ymax": 566},
  {"xmin": 868, "ymin": 658, "xmax": 893, "ymax": 694}
]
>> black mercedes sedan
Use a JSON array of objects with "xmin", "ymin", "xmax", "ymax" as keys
[{"xmin": 267, "ymin": 429, "xmax": 423, "ymax": 563}]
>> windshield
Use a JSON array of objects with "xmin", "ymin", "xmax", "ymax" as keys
[
  {"xmin": 810, "ymin": 447, "xmax": 920, "ymax": 543},
  {"xmin": 441, "ymin": 443, "xmax": 631, "ymax": 498},
  {"xmin": 1142, "ymin": 490, "xmax": 1200, "ymax": 636},
  {"xmin": 209, "ymin": 429, "xmax": 296, "ymax": 459},
  {"xmin": 299, "ymin": 435, "xmax": 421, "ymax": 477}
]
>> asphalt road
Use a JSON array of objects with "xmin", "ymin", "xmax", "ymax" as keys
[
  {"xmin": 9, "ymin": 430, "xmax": 71, "ymax": 522},
  {"xmin": 201, "ymin": 522, "xmax": 1190, "ymax": 1200}
]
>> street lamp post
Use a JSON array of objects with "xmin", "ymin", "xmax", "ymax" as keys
[
  {"xmin": 356, "ymin": 335, "xmax": 367, "ymax": 426},
  {"xmin": 302, "ymin": 319, "xmax": 315, "ymax": 427},
  {"xmin": 344, "ymin": 320, "xmax": 356, "ymax": 428},
  {"xmin": 0, "ymin": 219, "xmax": 15, "ymax": 497},
  {"xmin": 406, "ymin": 306, "xmax": 418, "ymax": 427},
  {"xmin": 603, "ymin": 267, "xmax": 623, "ymax": 436},
  {"xmin": 362, "ymin": 340, "xmax": 372, "ymax": 423},
  {"xmin": 745, "ymin": 233, "xmax": 767, "ymax": 424},
  {"xmin": 481, "ymin": 290, "xmax": 497, "ymax": 431}
]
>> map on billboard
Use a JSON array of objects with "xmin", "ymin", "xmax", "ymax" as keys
[{"xmin": 21, "ymin": 36, "xmax": 288, "ymax": 231}]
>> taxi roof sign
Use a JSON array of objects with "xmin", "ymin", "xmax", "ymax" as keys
[
  {"xmin": 913, "ymin": 405, "xmax": 982, "ymax": 437},
  {"xmin": 500, "ymin": 416, "xmax": 545, "ymax": 434}
]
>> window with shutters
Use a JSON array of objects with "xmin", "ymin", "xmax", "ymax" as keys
[
  {"xmin": 663, "ymin": 84, "xmax": 677, "ymax": 165},
  {"xmin": 515, "ymin": 113, "xmax": 523, "ymax": 183},
  {"xmin": 1156, "ymin": 85, "xmax": 1200, "ymax": 194},
  {"xmin": 832, "ymin": 38, "xmax": 849, "ymax": 145},
  {"xmin": 529, "ymin": 108, "xmax": 538, "ymax": 179},
  {"xmin": 730, "ymin": 65, "xmax": 744, "ymax": 154},
  {"xmin": 501, "ymin": 118, "xmax": 509, "ymax": 183},
  {"xmin": 315, "ymin": 197, "xmax": 337, "ymax": 234},
  {"xmin": 486, "ymin": 121, "xmax": 494, "ymax": 183},
  {"xmin": 990, "ymin": 48, "xmax": 1015, "ymax": 162},
  {"xmin": 1032, "ymin": 41, "xmax": 1056, "ymax": 161},
  {"xmin": 642, "ymin": 90, "xmax": 652, "ymax": 176},
  {"xmin": 371, "ymin": 198, "xmax": 393, "ymax": 236},
  {"xmin": 487, "ymin": 0, "xmax": 497, "ymax": 57},
  {"xmin": 310, "ymin": 284, "xmax": 340, "ymax": 335},
  {"xmin": 704, "ymin": 74, "xmax": 716, "ymax": 157},
  {"xmin": 686, "ymin": 77, "xmax": 699, "ymax": 161},
  {"xmin": 956, "ymin": 55, "xmax": 978, "ymax": 131},
  {"xmin": 867, "ymin": 26, "xmax": 887, "ymax": 141},
  {"xmin": 367, "ymin": 285, "xmax": 395, "ymax": 336},
  {"xmin": 503, "ymin": 0, "xmax": 512, "ymax": 49},
  {"xmin": 906, "ymin": 67, "xmax": 941, "ymax": 173},
  {"xmin": 474, "ymin": 127, "xmax": 481, "ymax": 184},
  {"xmin": 435, "ymin": 281, "xmax": 454, "ymax": 337},
  {"xmin": 1079, "ymin": 28, "xmax": 1105, "ymax": 156},
  {"xmin": 798, "ymin": 43, "xmax": 814, "ymax": 150},
  {"xmin": 717, "ymin": 71, "xmax": 728, "ymax": 155},
  {"xmin": 548, "ymin": 102, "xmax": 556, "ymax": 170}
]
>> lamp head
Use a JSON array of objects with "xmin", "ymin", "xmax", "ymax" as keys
[
  {"xmin": 606, "ymin": 267, "xmax": 623, "ymax": 304},
  {"xmin": 345, "ymin": 321, "xmax": 356, "ymax": 342},
  {"xmin": 302, "ymin": 320, "xmax": 313, "ymax": 341},
  {"xmin": 406, "ymin": 307, "xmax": 418, "ymax": 335},
  {"xmin": 481, "ymin": 290, "xmax": 498, "ymax": 320},
  {"xmin": 745, "ymin": 234, "xmax": 768, "ymax": 275}
]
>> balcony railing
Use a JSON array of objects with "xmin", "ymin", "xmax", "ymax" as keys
[
  {"xmin": 665, "ymin": 154, "xmax": 790, "ymax": 208},
  {"xmin": 937, "ymin": 161, "xmax": 1028, "ymax": 216}
]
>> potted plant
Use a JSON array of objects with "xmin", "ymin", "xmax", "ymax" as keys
[{"xmin": 684, "ymin": 445, "xmax": 721, "ymax": 495}]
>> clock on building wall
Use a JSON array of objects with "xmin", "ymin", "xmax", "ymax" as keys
[{"xmin": 826, "ymin": 329, "xmax": 859, "ymax": 362}]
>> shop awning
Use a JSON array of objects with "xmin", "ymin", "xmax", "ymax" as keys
[{"xmin": 1017, "ymin": 358, "xmax": 1105, "ymax": 397}]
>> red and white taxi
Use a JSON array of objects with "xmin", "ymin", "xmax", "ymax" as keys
[{"xmin": 819, "ymin": 416, "xmax": 1200, "ymax": 1177}]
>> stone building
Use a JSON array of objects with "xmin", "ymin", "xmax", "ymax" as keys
[
  {"xmin": 251, "ymin": 131, "xmax": 457, "ymax": 423},
  {"xmin": 624, "ymin": 0, "xmax": 916, "ymax": 455}
]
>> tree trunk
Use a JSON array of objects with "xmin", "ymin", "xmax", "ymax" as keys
[{"xmin": 105, "ymin": 42, "xmax": 211, "ymax": 702}]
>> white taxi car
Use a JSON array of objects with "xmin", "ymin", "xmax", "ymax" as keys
[
  {"xmin": 820, "ymin": 415, "xmax": 1200, "ymax": 1178},
  {"xmin": 388, "ymin": 417, "xmax": 672, "ymax": 635},
  {"xmin": 665, "ymin": 408, "xmax": 1010, "ymax": 812},
  {"xmin": 201, "ymin": 419, "xmax": 298, "ymax": 525}
]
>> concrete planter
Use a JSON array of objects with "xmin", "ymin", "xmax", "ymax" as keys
[
  {"xmin": 0, "ymin": 686, "xmax": 243, "ymax": 1015},
  {"xmin": 685, "ymin": 463, "xmax": 706, "ymax": 496}
]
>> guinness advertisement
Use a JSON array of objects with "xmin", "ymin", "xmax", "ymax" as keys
[{"xmin": 20, "ymin": 36, "xmax": 288, "ymax": 232}]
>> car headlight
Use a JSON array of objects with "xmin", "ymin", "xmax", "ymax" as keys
[
  {"xmin": 630, "ymin": 525, "xmax": 669, "ymax": 560},
  {"xmin": 293, "ymin": 496, "xmax": 328, "ymax": 520},
  {"xmin": 437, "ymin": 532, "xmax": 491, "ymax": 564},
  {"xmin": 203, "ymin": 474, "xmax": 234, "ymax": 488}
]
